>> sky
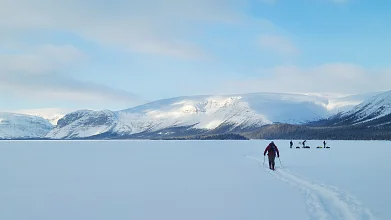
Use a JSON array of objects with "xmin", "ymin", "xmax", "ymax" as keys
[{"xmin": 1, "ymin": 0, "xmax": 391, "ymax": 112}]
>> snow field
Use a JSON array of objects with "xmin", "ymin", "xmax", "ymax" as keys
[{"xmin": 0, "ymin": 140, "xmax": 388, "ymax": 220}]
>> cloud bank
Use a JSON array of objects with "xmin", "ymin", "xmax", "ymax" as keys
[{"xmin": 217, "ymin": 63, "xmax": 391, "ymax": 95}]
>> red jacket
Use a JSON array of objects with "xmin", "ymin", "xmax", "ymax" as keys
[{"xmin": 264, "ymin": 143, "xmax": 280, "ymax": 157}]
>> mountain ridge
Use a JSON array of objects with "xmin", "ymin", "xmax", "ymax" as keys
[
  {"xmin": 1, "ymin": 91, "xmax": 390, "ymax": 140},
  {"xmin": 45, "ymin": 92, "xmax": 369, "ymax": 139},
  {"xmin": 0, "ymin": 112, "xmax": 53, "ymax": 139}
]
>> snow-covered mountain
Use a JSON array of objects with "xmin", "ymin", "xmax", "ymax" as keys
[
  {"xmin": 0, "ymin": 112, "xmax": 53, "ymax": 139},
  {"xmin": 326, "ymin": 91, "xmax": 383, "ymax": 114},
  {"xmin": 13, "ymin": 108, "xmax": 73, "ymax": 125},
  {"xmin": 48, "ymin": 109, "xmax": 117, "ymax": 138},
  {"xmin": 328, "ymin": 90, "xmax": 391, "ymax": 126},
  {"xmin": 46, "ymin": 93, "xmax": 363, "ymax": 139},
  {"xmin": 1, "ymin": 91, "xmax": 385, "ymax": 140},
  {"xmin": 1, "ymin": 91, "xmax": 386, "ymax": 140}
]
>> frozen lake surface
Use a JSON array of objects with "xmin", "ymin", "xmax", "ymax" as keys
[{"xmin": 0, "ymin": 140, "xmax": 389, "ymax": 220}]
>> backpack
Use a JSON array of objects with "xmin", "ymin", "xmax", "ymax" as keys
[{"xmin": 268, "ymin": 143, "xmax": 276, "ymax": 154}]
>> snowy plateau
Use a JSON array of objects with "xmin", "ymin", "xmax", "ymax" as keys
[{"xmin": 0, "ymin": 91, "xmax": 389, "ymax": 139}]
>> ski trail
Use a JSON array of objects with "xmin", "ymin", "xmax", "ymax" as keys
[{"xmin": 245, "ymin": 155, "xmax": 376, "ymax": 220}]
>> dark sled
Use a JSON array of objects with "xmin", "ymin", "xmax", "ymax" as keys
[
  {"xmin": 325, "ymin": 146, "xmax": 330, "ymax": 148},
  {"xmin": 296, "ymin": 146, "xmax": 300, "ymax": 148}
]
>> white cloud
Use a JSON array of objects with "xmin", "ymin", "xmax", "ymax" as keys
[
  {"xmin": 216, "ymin": 63, "xmax": 391, "ymax": 95},
  {"xmin": 0, "ymin": 45, "xmax": 86, "ymax": 74},
  {"xmin": 2, "ymin": 0, "xmax": 236, "ymax": 109},
  {"xmin": 11, "ymin": 108, "xmax": 74, "ymax": 125},
  {"xmin": 0, "ymin": 0, "xmax": 246, "ymax": 59},
  {"xmin": 258, "ymin": 34, "xmax": 299, "ymax": 56},
  {"xmin": 0, "ymin": 44, "xmax": 142, "ymax": 109},
  {"xmin": 0, "ymin": 73, "xmax": 142, "ymax": 110}
]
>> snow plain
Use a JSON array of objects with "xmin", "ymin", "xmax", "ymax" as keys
[{"xmin": 0, "ymin": 140, "xmax": 388, "ymax": 220}]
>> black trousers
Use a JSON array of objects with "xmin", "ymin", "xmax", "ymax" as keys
[{"xmin": 268, "ymin": 155, "xmax": 276, "ymax": 168}]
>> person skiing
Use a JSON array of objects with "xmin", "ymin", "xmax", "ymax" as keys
[
  {"xmin": 290, "ymin": 140, "xmax": 293, "ymax": 148},
  {"xmin": 264, "ymin": 141, "xmax": 280, "ymax": 170},
  {"xmin": 323, "ymin": 140, "xmax": 326, "ymax": 148},
  {"xmin": 302, "ymin": 140, "xmax": 306, "ymax": 148}
]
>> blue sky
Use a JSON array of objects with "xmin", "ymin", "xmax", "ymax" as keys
[{"xmin": 1, "ymin": 0, "xmax": 391, "ymax": 112}]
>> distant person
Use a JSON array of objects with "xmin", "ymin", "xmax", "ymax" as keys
[
  {"xmin": 302, "ymin": 140, "xmax": 306, "ymax": 148},
  {"xmin": 290, "ymin": 140, "xmax": 293, "ymax": 148},
  {"xmin": 264, "ymin": 141, "xmax": 280, "ymax": 170},
  {"xmin": 323, "ymin": 140, "xmax": 327, "ymax": 148}
]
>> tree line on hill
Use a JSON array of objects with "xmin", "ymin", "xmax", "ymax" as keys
[{"xmin": 242, "ymin": 123, "xmax": 391, "ymax": 140}]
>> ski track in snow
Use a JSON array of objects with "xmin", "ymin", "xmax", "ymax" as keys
[{"xmin": 245, "ymin": 155, "xmax": 376, "ymax": 220}]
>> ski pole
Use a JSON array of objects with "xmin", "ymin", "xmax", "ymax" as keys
[{"xmin": 278, "ymin": 157, "xmax": 284, "ymax": 167}]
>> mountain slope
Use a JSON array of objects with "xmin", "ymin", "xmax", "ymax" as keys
[
  {"xmin": 320, "ymin": 90, "xmax": 391, "ymax": 127},
  {"xmin": 47, "ymin": 110, "xmax": 117, "ymax": 139},
  {"xmin": 245, "ymin": 90, "xmax": 391, "ymax": 140},
  {"xmin": 14, "ymin": 108, "xmax": 72, "ymax": 125},
  {"xmin": 0, "ymin": 112, "xmax": 53, "ymax": 139},
  {"xmin": 326, "ymin": 91, "xmax": 383, "ymax": 114},
  {"xmin": 46, "ymin": 93, "xmax": 347, "ymax": 139}
]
